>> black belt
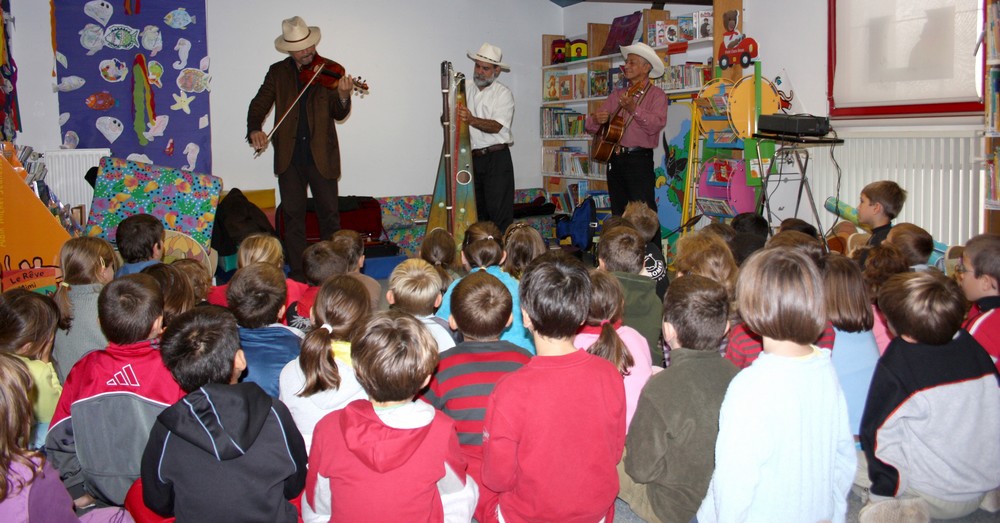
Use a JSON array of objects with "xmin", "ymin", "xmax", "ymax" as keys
[
  {"xmin": 472, "ymin": 143, "xmax": 509, "ymax": 157},
  {"xmin": 615, "ymin": 146, "xmax": 652, "ymax": 156}
]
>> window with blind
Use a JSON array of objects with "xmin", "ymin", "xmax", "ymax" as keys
[{"xmin": 827, "ymin": 0, "xmax": 983, "ymax": 118}]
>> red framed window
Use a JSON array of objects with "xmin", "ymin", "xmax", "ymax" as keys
[{"xmin": 827, "ymin": 0, "xmax": 983, "ymax": 118}]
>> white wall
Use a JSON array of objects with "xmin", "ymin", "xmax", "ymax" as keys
[
  {"xmin": 8, "ymin": 0, "xmax": 879, "ymax": 199},
  {"xmin": 12, "ymin": 0, "xmax": 562, "ymax": 198}
]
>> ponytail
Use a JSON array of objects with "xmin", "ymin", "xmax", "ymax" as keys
[
  {"xmin": 586, "ymin": 321, "xmax": 634, "ymax": 376},
  {"xmin": 298, "ymin": 325, "xmax": 341, "ymax": 396},
  {"xmin": 296, "ymin": 275, "xmax": 371, "ymax": 397}
]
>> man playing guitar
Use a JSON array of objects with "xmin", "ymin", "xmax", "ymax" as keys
[{"xmin": 585, "ymin": 42, "xmax": 667, "ymax": 222}]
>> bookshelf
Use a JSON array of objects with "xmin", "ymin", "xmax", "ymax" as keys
[
  {"xmin": 540, "ymin": 7, "xmax": 714, "ymax": 213},
  {"xmin": 986, "ymin": 0, "xmax": 1000, "ymax": 224}
]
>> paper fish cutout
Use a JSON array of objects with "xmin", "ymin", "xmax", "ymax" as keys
[
  {"xmin": 79, "ymin": 24, "xmax": 104, "ymax": 56},
  {"xmin": 142, "ymin": 115, "xmax": 169, "ymax": 141},
  {"xmin": 164, "ymin": 138, "xmax": 175, "ymax": 156},
  {"xmin": 96, "ymin": 116, "xmax": 124, "ymax": 143},
  {"xmin": 61, "ymin": 131, "xmax": 80, "ymax": 149},
  {"xmin": 170, "ymin": 91, "xmax": 195, "ymax": 114},
  {"xmin": 141, "ymin": 26, "xmax": 162, "ymax": 57},
  {"xmin": 99, "ymin": 58, "xmax": 128, "ymax": 82},
  {"xmin": 173, "ymin": 38, "xmax": 191, "ymax": 70},
  {"xmin": 182, "ymin": 142, "xmax": 200, "ymax": 170},
  {"xmin": 55, "ymin": 52, "xmax": 68, "ymax": 69},
  {"xmin": 84, "ymin": 0, "xmax": 113, "ymax": 26},
  {"xmin": 164, "ymin": 8, "xmax": 196, "ymax": 30},
  {"xmin": 53, "ymin": 76, "xmax": 85, "ymax": 92},
  {"xmin": 147, "ymin": 61, "xmax": 164, "ymax": 88},
  {"xmin": 198, "ymin": 114, "xmax": 209, "ymax": 129},
  {"xmin": 104, "ymin": 24, "xmax": 140, "ymax": 50},
  {"xmin": 85, "ymin": 91, "xmax": 116, "ymax": 111},
  {"xmin": 126, "ymin": 153, "xmax": 153, "ymax": 164},
  {"xmin": 59, "ymin": 113, "xmax": 70, "ymax": 126},
  {"xmin": 176, "ymin": 68, "xmax": 210, "ymax": 93}
]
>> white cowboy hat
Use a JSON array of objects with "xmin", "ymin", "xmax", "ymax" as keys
[
  {"xmin": 621, "ymin": 42, "xmax": 665, "ymax": 79},
  {"xmin": 467, "ymin": 42, "xmax": 509, "ymax": 70},
  {"xmin": 274, "ymin": 16, "xmax": 321, "ymax": 53}
]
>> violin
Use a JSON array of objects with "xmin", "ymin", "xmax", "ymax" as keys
[
  {"xmin": 299, "ymin": 55, "xmax": 369, "ymax": 95},
  {"xmin": 252, "ymin": 55, "xmax": 370, "ymax": 158}
]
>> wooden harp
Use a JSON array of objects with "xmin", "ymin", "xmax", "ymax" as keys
[{"xmin": 426, "ymin": 61, "xmax": 477, "ymax": 245}]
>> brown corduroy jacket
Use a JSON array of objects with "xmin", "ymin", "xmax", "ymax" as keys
[{"xmin": 247, "ymin": 57, "xmax": 351, "ymax": 180}]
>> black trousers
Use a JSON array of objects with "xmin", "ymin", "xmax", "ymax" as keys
[
  {"xmin": 277, "ymin": 161, "xmax": 339, "ymax": 275},
  {"xmin": 607, "ymin": 148, "xmax": 657, "ymax": 216},
  {"xmin": 473, "ymin": 147, "xmax": 515, "ymax": 233}
]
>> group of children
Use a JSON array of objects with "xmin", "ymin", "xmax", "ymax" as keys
[{"xmin": 0, "ymin": 180, "xmax": 998, "ymax": 523}]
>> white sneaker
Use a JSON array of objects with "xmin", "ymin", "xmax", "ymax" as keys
[
  {"xmin": 858, "ymin": 498, "xmax": 930, "ymax": 523},
  {"xmin": 980, "ymin": 487, "xmax": 1000, "ymax": 513}
]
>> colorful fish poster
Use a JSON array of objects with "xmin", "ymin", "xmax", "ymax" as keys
[
  {"xmin": 52, "ymin": 1, "xmax": 211, "ymax": 172},
  {"xmin": 0, "ymin": 0, "xmax": 21, "ymax": 141}
]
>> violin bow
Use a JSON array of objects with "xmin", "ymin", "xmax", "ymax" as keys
[{"xmin": 253, "ymin": 64, "xmax": 326, "ymax": 159}]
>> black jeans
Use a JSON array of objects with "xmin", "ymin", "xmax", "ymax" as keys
[
  {"xmin": 607, "ymin": 148, "xmax": 657, "ymax": 216},
  {"xmin": 473, "ymin": 147, "xmax": 515, "ymax": 233},
  {"xmin": 277, "ymin": 161, "xmax": 339, "ymax": 275}
]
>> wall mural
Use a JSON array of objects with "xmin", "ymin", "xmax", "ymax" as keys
[{"xmin": 52, "ymin": 1, "xmax": 211, "ymax": 172}]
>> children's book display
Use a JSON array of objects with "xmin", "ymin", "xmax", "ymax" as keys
[
  {"xmin": 600, "ymin": 11, "xmax": 643, "ymax": 56},
  {"xmin": 695, "ymin": 157, "xmax": 754, "ymax": 218},
  {"xmin": 0, "ymin": 144, "xmax": 69, "ymax": 294},
  {"xmin": 86, "ymin": 156, "xmax": 221, "ymax": 248}
]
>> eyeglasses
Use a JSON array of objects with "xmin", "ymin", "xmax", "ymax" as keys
[{"xmin": 954, "ymin": 263, "xmax": 968, "ymax": 275}]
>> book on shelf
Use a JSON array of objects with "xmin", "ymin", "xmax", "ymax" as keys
[
  {"xmin": 664, "ymin": 20, "xmax": 680, "ymax": 44},
  {"xmin": 540, "ymin": 106, "xmax": 587, "ymax": 138},
  {"xmin": 610, "ymin": 69, "xmax": 626, "ymax": 91},
  {"xmin": 697, "ymin": 197, "xmax": 735, "ymax": 218},
  {"xmin": 677, "ymin": 16, "xmax": 695, "ymax": 41},
  {"xmin": 574, "ymin": 73, "xmax": 587, "ymax": 100},
  {"xmin": 600, "ymin": 11, "xmax": 643, "ymax": 56},
  {"xmin": 543, "ymin": 71, "xmax": 560, "ymax": 102},
  {"xmin": 695, "ymin": 10, "xmax": 713, "ymax": 39},
  {"xmin": 589, "ymin": 69, "xmax": 610, "ymax": 98},
  {"xmin": 558, "ymin": 75, "xmax": 574, "ymax": 100}
]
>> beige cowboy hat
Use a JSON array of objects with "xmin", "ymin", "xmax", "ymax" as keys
[
  {"xmin": 621, "ymin": 42, "xmax": 665, "ymax": 78},
  {"xmin": 467, "ymin": 42, "xmax": 509, "ymax": 70},
  {"xmin": 274, "ymin": 16, "xmax": 321, "ymax": 53}
]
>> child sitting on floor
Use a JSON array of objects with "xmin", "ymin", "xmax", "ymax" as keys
[
  {"xmin": 304, "ymin": 310, "xmax": 478, "ymax": 521},
  {"xmin": 279, "ymin": 275, "xmax": 370, "ymax": 451},
  {"xmin": 422, "ymin": 270, "xmax": 532, "ymax": 522},
  {"xmin": 140, "ymin": 306, "xmax": 307, "ymax": 522},
  {"xmin": 697, "ymin": 247, "xmax": 855, "ymax": 522},
  {"xmin": 482, "ymin": 251, "xmax": 625, "ymax": 522},
  {"xmin": 858, "ymin": 271, "xmax": 1000, "ymax": 522}
]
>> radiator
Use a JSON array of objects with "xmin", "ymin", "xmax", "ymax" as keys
[
  {"xmin": 42, "ymin": 148, "xmax": 111, "ymax": 216},
  {"xmin": 768, "ymin": 132, "xmax": 983, "ymax": 247}
]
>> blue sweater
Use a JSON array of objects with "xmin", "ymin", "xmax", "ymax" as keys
[
  {"xmin": 238, "ymin": 324, "xmax": 303, "ymax": 397},
  {"xmin": 437, "ymin": 266, "xmax": 535, "ymax": 354}
]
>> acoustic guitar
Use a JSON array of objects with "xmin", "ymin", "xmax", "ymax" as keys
[{"xmin": 591, "ymin": 81, "xmax": 648, "ymax": 163}]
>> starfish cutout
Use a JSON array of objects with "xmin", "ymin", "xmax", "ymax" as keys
[{"xmin": 170, "ymin": 91, "xmax": 196, "ymax": 114}]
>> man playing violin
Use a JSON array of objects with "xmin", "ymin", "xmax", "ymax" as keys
[
  {"xmin": 458, "ymin": 43, "xmax": 515, "ymax": 233},
  {"xmin": 585, "ymin": 42, "xmax": 667, "ymax": 222},
  {"xmin": 247, "ymin": 16, "xmax": 354, "ymax": 280}
]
